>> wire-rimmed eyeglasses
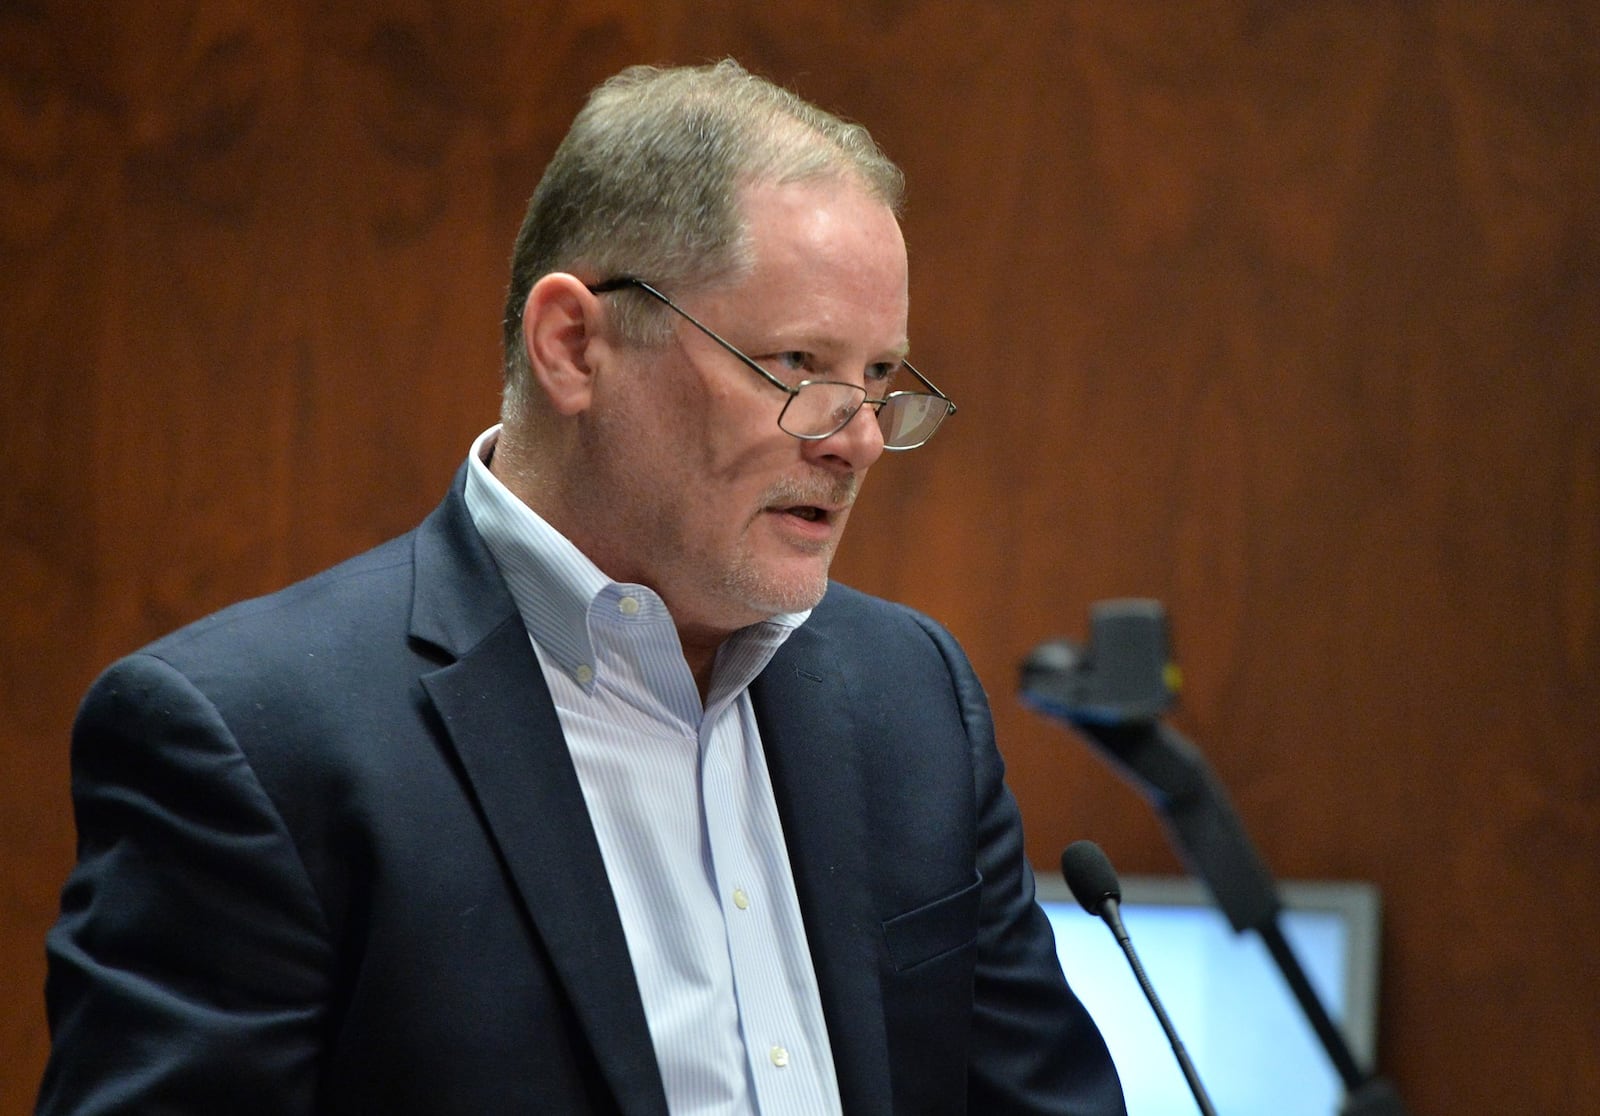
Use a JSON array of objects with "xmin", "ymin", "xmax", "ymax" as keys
[{"xmin": 587, "ymin": 277, "xmax": 956, "ymax": 450}]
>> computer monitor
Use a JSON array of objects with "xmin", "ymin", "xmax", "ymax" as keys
[{"xmin": 1036, "ymin": 871, "xmax": 1382, "ymax": 1116}]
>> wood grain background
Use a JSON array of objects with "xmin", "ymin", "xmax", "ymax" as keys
[{"xmin": 2, "ymin": 3, "xmax": 1596, "ymax": 1113}]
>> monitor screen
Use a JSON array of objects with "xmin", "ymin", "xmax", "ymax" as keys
[{"xmin": 1035, "ymin": 872, "xmax": 1381, "ymax": 1116}]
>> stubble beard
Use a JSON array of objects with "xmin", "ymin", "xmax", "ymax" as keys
[{"xmin": 718, "ymin": 470, "xmax": 861, "ymax": 620}]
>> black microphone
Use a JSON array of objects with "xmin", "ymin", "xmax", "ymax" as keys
[{"xmin": 1061, "ymin": 841, "xmax": 1220, "ymax": 1116}]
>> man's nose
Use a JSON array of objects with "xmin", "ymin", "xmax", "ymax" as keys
[{"xmin": 803, "ymin": 401, "xmax": 886, "ymax": 472}]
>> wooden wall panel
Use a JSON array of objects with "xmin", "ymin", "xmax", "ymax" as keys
[{"xmin": 3, "ymin": 3, "xmax": 1596, "ymax": 1113}]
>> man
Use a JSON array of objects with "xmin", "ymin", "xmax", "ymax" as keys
[{"xmin": 40, "ymin": 61, "xmax": 1125, "ymax": 1114}]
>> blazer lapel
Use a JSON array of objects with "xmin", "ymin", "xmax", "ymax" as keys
[
  {"xmin": 753, "ymin": 617, "xmax": 894, "ymax": 1115},
  {"xmin": 410, "ymin": 480, "xmax": 670, "ymax": 1116}
]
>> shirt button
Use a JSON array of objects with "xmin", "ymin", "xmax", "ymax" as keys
[
  {"xmin": 618, "ymin": 595, "xmax": 641, "ymax": 616},
  {"xmin": 769, "ymin": 1045, "xmax": 789, "ymax": 1068},
  {"xmin": 575, "ymin": 665, "xmax": 595, "ymax": 685},
  {"xmin": 732, "ymin": 888, "xmax": 749, "ymax": 910}
]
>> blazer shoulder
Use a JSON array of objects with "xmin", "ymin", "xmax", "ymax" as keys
[
  {"xmin": 812, "ymin": 581, "xmax": 929, "ymax": 631},
  {"xmin": 811, "ymin": 582, "xmax": 971, "ymax": 665},
  {"xmin": 143, "ymin": 531, "xmax": 419, "ymax": 664}
]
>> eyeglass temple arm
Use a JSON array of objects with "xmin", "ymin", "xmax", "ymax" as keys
[
  {"xmin": 587, "ymin": 277, "xmax": 798, "ymax": 396},
  {"xmin": 902, "ymin": 361, "xmax": 956, "ymax": 413},
  {"xmin": 592, "ymin": 276, "xmax": 954, "ymax": 414}
]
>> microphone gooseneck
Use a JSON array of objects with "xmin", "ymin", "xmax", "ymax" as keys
[{"xmin": 1061, "ymin": 841, "xmax": 1220, "ymax": 1116}]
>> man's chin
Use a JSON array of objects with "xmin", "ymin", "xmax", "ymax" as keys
[{"xmin": 724, "ymin": 561, "xmax": 831, "ymax": 621}]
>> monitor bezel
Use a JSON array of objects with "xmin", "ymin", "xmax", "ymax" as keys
[{"xmin": 1032, "ymin": 870, "xmax": 1383, "ymax": 1071}]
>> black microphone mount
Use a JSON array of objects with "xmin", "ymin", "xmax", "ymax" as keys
[{"xmin": 1020, "ymin": 600, "xmax": 1408, "ymax": 1116}]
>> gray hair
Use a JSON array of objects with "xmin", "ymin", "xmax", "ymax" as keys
[{"xmin": 500, "ymin": 60, "xmax": 904, "ymax": 417}]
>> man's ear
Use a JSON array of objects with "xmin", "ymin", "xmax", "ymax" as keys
[{"xmin": 522, "ymin": 273, "xmax": 605, "ymax": 416}]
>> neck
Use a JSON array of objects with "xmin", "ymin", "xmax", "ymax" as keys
[
  {"xmin": 493, "ymin": 423, "xmax": 766, "ymax": 707},
  {"xmin": 681, "ymin": 636, "xmax": 720, "ymax": 705},
  {"xmin": 487, "ymin": 423, "xmax": 550, "ymax": 506}
]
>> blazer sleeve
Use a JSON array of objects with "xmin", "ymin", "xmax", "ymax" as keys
[
  {"xmin": 912, "ymin": 613, "xmax": 1128, "ymax": 1116},
  {"xmin": 39, "ymin": 652, "xmax": 334, "ymax": 1115}
]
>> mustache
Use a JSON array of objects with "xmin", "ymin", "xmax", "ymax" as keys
[{"xmin": 762, "ymin": 472, "xmax": 860, "ymax": 510}]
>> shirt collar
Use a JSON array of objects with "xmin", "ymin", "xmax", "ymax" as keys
[{"xmin": 464, "ymin": 425, "xmax": 611, "ymax": 680}]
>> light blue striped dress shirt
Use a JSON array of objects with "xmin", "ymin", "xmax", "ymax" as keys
[{"xmin": 463, "ymin": 426, "xmax": 844, "ymax": 1116}]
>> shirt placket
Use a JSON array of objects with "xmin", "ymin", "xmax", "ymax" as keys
[{"xmin": 700, "ymin": 705, "xmax": 825, "ymax": 1116}]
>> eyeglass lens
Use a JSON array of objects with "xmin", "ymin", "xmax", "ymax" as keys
[
  {"xmin": 781, "ymin": 382, "xmax": 950, "ymax": 448},
  {"xmin": 876, "ymin": 393, "xmax": 949, "ymax": 448}
]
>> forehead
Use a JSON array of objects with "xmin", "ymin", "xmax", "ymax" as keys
[
  {"xmin": 718, "ymin": 177, "xmax": 909, "ymax": 345},
  {"xmin": 738, "ymin": 176, "xmax": 904, "ymax": 271}
]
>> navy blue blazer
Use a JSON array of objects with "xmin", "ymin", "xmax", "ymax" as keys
[{"xmin": 40, "ymin": 473, "xmax": 1124, "ymax": 1115}]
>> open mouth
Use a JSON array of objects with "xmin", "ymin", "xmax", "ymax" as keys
[{"xmin": 762, "ymin": 476, "xmax": 857, "ymax": 529}]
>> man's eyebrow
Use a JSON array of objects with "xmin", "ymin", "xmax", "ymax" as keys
[
  {"xmin": 864, "ymin": 342, "xmax": 912, "ymax": 367},
  {"xmin": 763, "ymin": 329, "xmax": 910, "ymax": 363}
]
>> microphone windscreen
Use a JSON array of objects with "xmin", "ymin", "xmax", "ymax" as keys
[{"xmin": 1061, "ymin": 840, "xmax": 1122, "ymax": 914}]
